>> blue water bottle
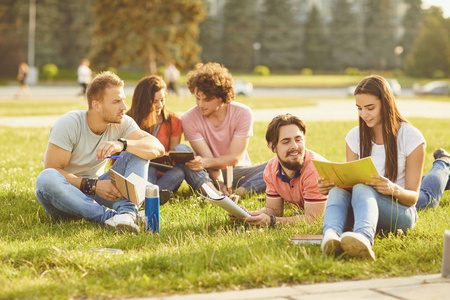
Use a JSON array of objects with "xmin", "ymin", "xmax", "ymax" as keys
[{"xmin": 145, "ymin": 185, "xmax": 160, "ymax": 233}]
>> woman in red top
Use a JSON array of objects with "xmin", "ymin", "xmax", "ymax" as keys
[{"xmin": 127, "ymin": 76, "xmax": 185, "ymax": 203}]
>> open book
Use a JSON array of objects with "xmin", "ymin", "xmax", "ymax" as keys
[
  {"xmin": 152, "ymin": 151, "xmax": 194, "ymax": 165},
  {"xmin": 109, "ymin": 169, "xmax": 154, "ymax": 206},
  {"xmin": 291, "ymin": 234, "xmax": 323, "ymax": 245},
  {"xmin": 150, "ymin": 151, "xmax": 195, "ymax": 172},
  {"xmin": 200, "ymin": 183, "xmax": 251, "ymax": 219},
  {"xmin": 312, "ymin": 157, "xmax": 380, "ymax": 189}
]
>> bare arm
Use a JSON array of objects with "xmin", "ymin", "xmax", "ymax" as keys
[
  {"xmin": 243, "ymin": 197, "xmax": 325, "ymax": 227},
  {"xmin": 95, "ymin": 129, "xmax": 165, "ymax": 161},
  {"xmin": 365, "ymin": 143, "xmax": 425, "ymax": 206},
  {"xmin": 44, "ymin": 143, "xmax": 123, "ymax": 201},
  {"xmin": 168, "ymin": 135, "xmax": 182, "ymax": 152}
]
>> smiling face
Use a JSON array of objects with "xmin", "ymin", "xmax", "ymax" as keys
[
  {"xmin": 355, "ymin": 93, "xmax": 382, "ymax": 129},
  {"xmin": 273, "ymin": 124, "xmax": 306, "ymax": 173},
  {"xmin": 96, "ymin": 85, "xmax": 127, "ymax": 124},
  {"xmin": 194, "ymin": 88, "xmax": 223, "ymax": 117},
  {"xmin": 152, "ymin": 89, "xmax": 166, "ymax": 116}
]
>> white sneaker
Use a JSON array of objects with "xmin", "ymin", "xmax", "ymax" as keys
[
  {"xmin": 341, "ymin": 232, "xmax": 376, "ymax": 261},
  {"xmin": 138, "ymin": 210, "xmax": 147, "ymax": 225},
  {"xmin": 321, "ymin": 229, "xmax": 343, "ymax": 255},
  {"xmin": 105, "ymin": 213, "xmax": 140, "ymax": 234}
]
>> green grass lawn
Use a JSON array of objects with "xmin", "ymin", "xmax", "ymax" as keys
[
  {"xmin": 0, "ymin": 95, "xmax": 318, "ymax": 117},
  {"xmin": 1, "ymin": 117, "xmax": 449, "ymax": 299}
]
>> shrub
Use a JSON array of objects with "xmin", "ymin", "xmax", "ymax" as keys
[
  {"xmin": 345, "ymin": 67, "xmax": 360, "ymax": 76},
  {"xmin": 41, "ymin": 64, "xmax": 59, "ymax": 82},
  {"xmin": 107, "ymin": 67, "xmax": 118, "ymax": 74},
  {"xmin": 300, "ymin": 68, "xmax": 313, "ymax": 75},
  {"xmin": 432, "ymin": 69, "xmax": 446, "ymax": 79},
  {"xmin": 253, "ymin": 65, "xmax": 270, "ymax": 76}
]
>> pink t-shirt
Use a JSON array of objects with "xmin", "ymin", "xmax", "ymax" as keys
[
  {"xmin": 264, "ymin": 149, "xmax": 327, "ymax": 210},
  {"xmin": 181, "ymin": 102, "xmax": 253, "ymax": 167}
]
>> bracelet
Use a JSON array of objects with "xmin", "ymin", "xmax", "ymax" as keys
[
  {"xmin": 82, "ymin": 178, "xmax": 98, "ymax": 197},
  {"xmin": 269, "ymin": 215, "xmax": 277, "ymax": 228}
]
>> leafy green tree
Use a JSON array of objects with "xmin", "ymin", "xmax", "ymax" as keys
[
  {"xmin": 199, "ymin": 15, "xmax": 223, "ymax": 64},
  {"xmin": 363, "ymin": 0, "xmax": 396, "ymax": 69},
  {"xmin": 404, "ymin": 6, "xmax": 450, "ymax": 77},
  {"xmin": 0, "ymin": 0, "xmax": 27, "ymax": 76},
  {"xmin": 222, "ymin": 0, "xmax": 259, "ymax": 70},
  {"xmin": 401, "ymin": 0, "xmax": 422, "ymax": 58},
  {"xmin": 330, "ymin": 0, "xmax": 364, "ymax": 70},
  {"xmin": 259, "ymin": 0, "xmax": 301, "ymax": 70},
  {"xmin": 91, "ymin": 0, "xmax": 205, "ymax": 74},
  {"xmin": 303, "ymin": 4, "xmax": 330, "ymax": 70}
]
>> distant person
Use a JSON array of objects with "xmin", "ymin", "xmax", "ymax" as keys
[
  {"xmin": 182, "ymin": 62, "xmax": 267, "ymax": 196},
  {"xmin": 318, "ymin": 75, "xmax": 450, "ymax": 260},
  {"xmin": 35, "ymin": 71, "xmax": 165, "ymax": 233},
  {"xmin": 230, "ymin": 114, "xmax": 328, "ymax": 227},
  {"xmin": 164, "ymin": 61, "xmax": 180, "ymax": 95},
  {"xmin": 15, "ymin": 62, "xmax": 30, "ymax": 99},
  {"xmin": 126, "ymin": 75, "xmax": 226, "ymax": 202},
  {"xmin": 77, "ymin": 58, "xmax": 92, "ymax": 96}
]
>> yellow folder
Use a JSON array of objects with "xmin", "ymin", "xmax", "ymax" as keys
[{"xmin": 312, "ymin": 157, "xmax": 380, "ymax": 189}]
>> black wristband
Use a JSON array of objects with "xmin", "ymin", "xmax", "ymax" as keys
[
  {"xmin": 270, "ymin": 215, "xmax": 277, "ymax": 228},
  {"xmin": 83, "ymin": 178, "xmax": 98, "ymax": 196},
  {"xmin": 118, "ymin": 138, "xmax": 127, "ymax": 152}
]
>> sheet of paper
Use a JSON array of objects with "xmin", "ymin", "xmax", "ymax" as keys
[{"xmin": 201, "ymin": 183, "xmax": 251, "ymax": 218}]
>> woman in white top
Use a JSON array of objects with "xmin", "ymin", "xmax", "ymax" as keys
[
  {"xmin": 77, "ymin": 58, "xmax": 92, "ymax": 96},
  {"xmin": 318, "ymin": 75, "xmax": 426, "ymax": 260}
]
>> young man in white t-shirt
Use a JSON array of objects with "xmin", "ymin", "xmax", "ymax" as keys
[
  {"xmin": 181, "ymin": 62, "xmax": 267, "ymax": 195},
  {"xmin": 35, "ymin": 72, "xmax": 164, "ymax": 233}
]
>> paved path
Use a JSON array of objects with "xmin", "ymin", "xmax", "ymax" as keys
[{"xmin": 121, "ymin": 274, "xmax": 450, "ymax": 300}]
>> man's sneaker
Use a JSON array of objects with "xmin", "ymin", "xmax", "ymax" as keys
[
  {"xmin": 159, "ymin": 190, "xmax": 172, "ymax": 206},
  {"xmin": 321, "ymin": 229, "xmax": 343, "ymax": 256},
  {"xmin": 341, "ymin": 232, "xmax": 376, "ymax": 261},
  {"xmin": 433, "ymin": 148, "xmax": 450, "ymax": 164},
  {"xmin": 138, "ymin": 210, "xmax": 147, "ymax": 225},
  {"xmin": 104, "ymin": 213, "xmax": 140, "ymax": 234}
]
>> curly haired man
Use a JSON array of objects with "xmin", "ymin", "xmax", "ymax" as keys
[{"xmin": 181, "ymin": 62, "xmax": 267, "ymax": 195}]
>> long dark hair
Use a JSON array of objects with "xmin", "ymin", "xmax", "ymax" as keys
[
  {"xmin": 126, "ymin": 75, "xmax": 172, "ymax": 135},
  {"xmin": 354, "ymin": 75, "xmax": 408, "ymax": 182}
]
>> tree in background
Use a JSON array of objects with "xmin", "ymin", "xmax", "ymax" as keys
[
  {"xmin": 259, "ymin": 0, "xmax": 301, "ymax": 70},
  {"xmin": 0, "ymin": 0, "xmax": 27, "ymax": 77},
  {"xmin": 330, "ymin": 0, "xmax": 364, "ymax": 70},
  {"xmin": 91, "ymin": 0, "xmax": 205, "ymax": 74},
  {"xmin": 404, "ymin": 6, "xmax": 450, "ymax": 77},
  {"xmin": 401, "ymin": 0, "xmax": 422, "ymax": 59},
  {"xmin": 222, "ymin": 0, "xmax": 259, "ymax": 70},
  {"xmin": 363, "ymin": 0, "xmax": 396, "ymax": 69},
  {"xmin": 199, "ymin": 15, "xmax": 223, "ymax": 64},
  {"xmin": 303, "ymin": 4, "xmax": 330, "ymax": 70}
]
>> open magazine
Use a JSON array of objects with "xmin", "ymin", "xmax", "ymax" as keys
[
  {"xmin": 312, "ymin": 157, "xmax": 380, "ymax": 189},
  {"xmin": 200, "ymin": 183, "xmax": 251, "ymax": 219}
]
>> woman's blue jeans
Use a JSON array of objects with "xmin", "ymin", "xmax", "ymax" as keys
[
  {"xmin": 35, "ymin": 152, "xmax": 148, "ymax": 224},
  {"xmin": 322, "ymin": 184, "xmax": 418, "ymax": 245},
  {"xmin": 416, "ymin": 159, "xmax": 450, "ymax": 210}
]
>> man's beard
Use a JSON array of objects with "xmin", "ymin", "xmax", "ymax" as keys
[
  {"xmin": 278, "ymin": 151, "xmax": 304, "ymax": 172},
  {"xmin": 102, "ymin": 111, "xmax": 122, "ymax": 124}
]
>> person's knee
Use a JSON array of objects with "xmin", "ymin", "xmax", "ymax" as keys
[
  {"xmin": 173, "ymin": 143, "xmax": 192, "ymax": 152},
  {"xmin": 36, "ymin": 168, "xmax": 60, "ymax": 191}
]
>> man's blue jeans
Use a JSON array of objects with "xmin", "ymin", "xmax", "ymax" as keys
[
  {"xmin": 416, "ymin": 159, "xmax": 450, "ymax": 210},
  {"xmin": 322, "ymin": 184, "xmax": 418, "ymax": 245},
  {"xmin": 35, "ymin": 152, "xmax": 148, "ymax": 224}
]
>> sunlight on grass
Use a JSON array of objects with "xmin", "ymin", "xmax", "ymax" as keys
[{"xmin": 1, "ymin": 117, "xmax": 449, "ymax": 299}]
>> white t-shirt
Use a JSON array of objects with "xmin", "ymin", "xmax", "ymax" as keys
[
  {"xmin": 345, "ymin": 122, "xmax": 426, "ymax": 188},
  {"xmin": 77, "ymin": 65, "xmax": 92, "ymax": 84},
  {"xmin": 181, "ymin": 102, "xmax": 253, "ymax": 167},
  {"xmin": 44, "ymin": 110, "xmax": 139, "ymax": 178}
]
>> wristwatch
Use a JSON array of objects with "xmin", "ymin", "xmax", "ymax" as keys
[{"xmin": 117, "ymin": 138, "xmax": 127, "ymax": 152}]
